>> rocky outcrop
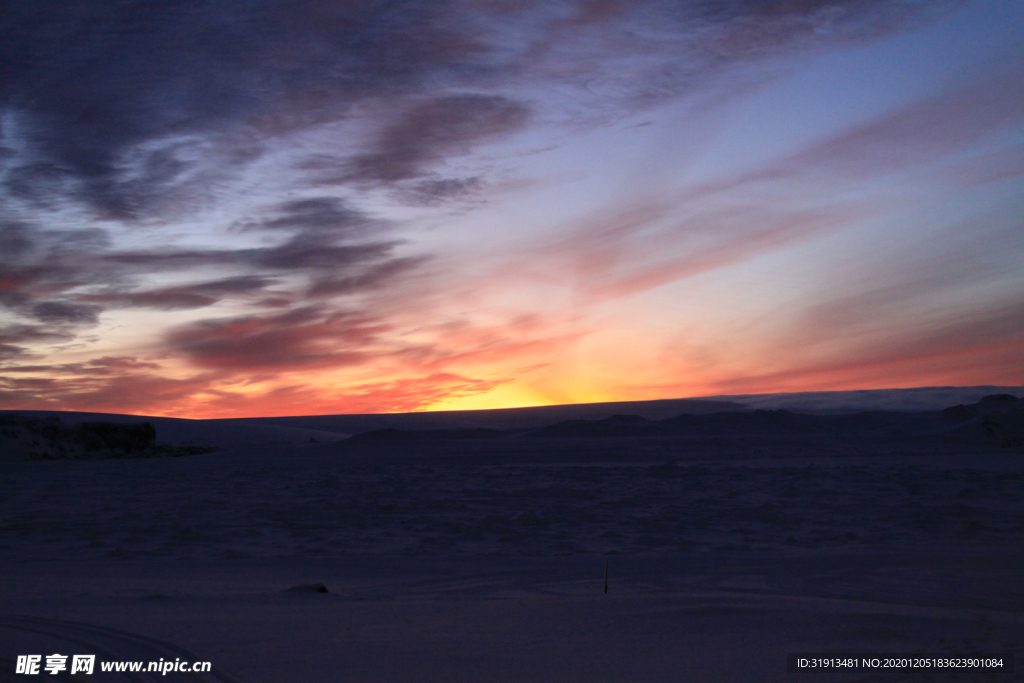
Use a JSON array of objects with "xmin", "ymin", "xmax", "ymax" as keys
[
  {"xmin": 287, "ymin": 583, "xmax": 331, "ymax": 594},
  {"xmin": 944, "ymin": 394, "xmax": 1023, "ymax": 451},
  {"xmin": 0, "ymin": 414, "xmax": 219, "ymax": 461}
]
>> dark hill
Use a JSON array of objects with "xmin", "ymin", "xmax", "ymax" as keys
[{"xmin": 0, "ymin": 413, "xmax": 218, "ymax": 460}]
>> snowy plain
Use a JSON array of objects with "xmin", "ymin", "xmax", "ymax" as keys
[{"xmin": 1, "ymin": 386, "xmax": 1023, "ymax": 682}]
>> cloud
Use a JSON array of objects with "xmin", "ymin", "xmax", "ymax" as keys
[
  {"xmin": 0, "ymin": 323, "xmax": 69, "ymax": 346},
  {"xmin": 0, "ymin": 345, "xmax": 27, "ymax": 361},
  {"xmin": 81, "ymin": 276, "xmax": 275, "ymax": 311},
  {"xmin": 632, "ymin": 294, "xmax": 1024, "ymax": 401},
  {"xmin": 1, "ymin": 0, "xmax": 954, "ymax": 231},
  {"xmin": 103, "ymin": 219, "xmax": 395, "ymax": 276},
  {"xmin": 259, "ymin": 239, "xmax": 398, "ymax": 271},
  {"xmin": 0, "ymin": 355, "xmax": 509, "ymax": 418},
  {"xmin": 397, "ymin": 176, "xmax": 484, "ymax": 205},
  {"xmin": 0, "ymin": 222, "xmax": 112, "ymax": 323},
  {"xmin": 390, "ymin": 313, "xmax": 587, "ymax": 372},
  {"xmin": 0, "ymin": 364, "xmax": 221, "ymax": 415},
  {"xmin": 779, "ymin": 68, "xmax": 1024, "ymax": 184},
  {"xmin": 0, "ymin": 0, "xmax": 946, "ymax": 217},
  {"xmin": 221, "ymin": 372, "xmax": 513, "ymax": 417},
  {"xmin": 0, "ymin": 206, "xmax": 423, "ymax": 372},
  {"xmin": 0, "ymin": 0, "xmax": 981, "ymax": 417},
  {"xmin": 509, "ymin": 193, "xmax": 872, "ymax": 306},
  {"xmin": 714, "ymin": 296, "xmax": 1024, "ymax": 394},
  {"xmin": 1, "ymin": 221, "xmax": 108, "ymax": 280},
  {"xmin": 165, "ymin": 307, "xmax": 387, "ymax": 371},
  {"xmin": 503, "ymin": 62, "xmax": 1024, "ymax": 306},
  {"xmin": 307, "ymin": 256, "xmax": 429, "ymax": 297},
  {"xmin": 29, "ymin": 301, "xmax": 102, "ymax": 325},
  {"xmin": 683, "ymin": 66, "xmax": 1024, "ymax": 201},
  {"xmin": 0, "ymin": 322, "xmax": 69, "ymax": 361},
  {"xmin": 0, "ymin": 322, "xmax": 77, "ymax": 364},
  {"xmin": 1, "ymin": 356, "xmax": 162, "ymax": 376},
  {"xmin": 0, "ymin": 1, "xmax": 493, "ymax": 218},
  {"xmin": 101, "ymin": 196, "xmax": 401, "ymax": 274},
  {"xmin": 344, "ymin": 95, "xmax": 530, "ymax": 184},
  {"xmin": 2, "ymin": 162, "xmax": 77, "ymax": 206},
  {"xmin": 322, "ymin": 372, "xmax": 511, "ymax": 414},
  {"xmin": 238, "ymin": 197, "xmax": 371, "ymax": 235},
  {"xmin": 0, "ymin": 222, "xmax": 34, "ymax": 257}
]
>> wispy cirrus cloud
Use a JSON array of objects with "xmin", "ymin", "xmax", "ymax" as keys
[
  {"xmin": 701, "ymin": 297, "xmax": 1024, "ymax": 395},
  {"xmin": 504, "ymin": 62, "xmax": 1024, "ymax": 307},
  {"xmin": 343, "ymin": 95, "xmax": 531, "ymax": 184},
  {"xmin": 79, "ymin": 276, "xmax": 275, "ymax": 311},
  {"xmin": 165, "ymin": 306, "xmax": 386, "ymax": 371}
]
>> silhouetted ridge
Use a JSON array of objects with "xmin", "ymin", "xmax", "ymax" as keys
[
  {"xmin": 978, "ymin": 393, "xmax": 1019, "ymax": 405},
  {"xmin": 941, "ymin": 394, "xmax": 1020, "ymax": 423},
  {"xmin": 529, "ymin": 415, "xmax": 653, "ymax": 437},
  {"xmin": 941, "ymin": 404, "xmax": 979, "ymax": 424},
  {"xmin": 338, "ymin": 407, "xmax": 976, "ymax": 444},
  {"xmin": 346, "ymin": 427, "xmax": 505, "ymax": 442},
  {"xmin": 941, "ymin": 395, "xmax": 1023, "ymax": 450},
  {"xmin": 530, "ymin": 410, "xmax": 864, "ymax": 438}
]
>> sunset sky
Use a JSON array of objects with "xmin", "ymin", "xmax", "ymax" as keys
[{"xmin": 1, "ymin": 0, "xmax": 1022, "ymax": 418}]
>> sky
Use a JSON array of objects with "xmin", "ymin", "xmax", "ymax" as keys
[{"xmin": 1, "ymin": 0, "xmax": 1022, "ymax": 418}]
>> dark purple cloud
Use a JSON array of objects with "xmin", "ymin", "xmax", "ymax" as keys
[
  {"xmin": 238, "ymin": 197, "xmax": 371, "ymax": 235},
  {"xmin": 0, "ymin": 222, "xmax": 110, "ymax": 309},
  {"xmin": 0, "ymin": 194, "xmax": 420, "ymax": 329},
  {"xmin": 0, "ymin": 0, "xmax": 495, "ymax": 219},
  {"xmin": 1, "ymin": 356, "xmax": 162, "ymax": 376},
  {"xmin": 344, "ymin": 95, "xmax": 531, "ymax": 184},
  {"xmin": 97, "ymin": 234, "xmax": 410, "ymax": 279},
  {"xmin": 81, "ymin": 276, "xmax": 275, "ymax": 311},
  {"xmin": 29, "ymin": 301, "xmax": 102, "ymax": 325},
  {"xmin": 307, "ymin": 256, "xmax": 429, "ymax": 297},
  {"xmin": 0, "ymin": 361, "xmax": 223, "ymax": 413},
  {"xmin": 0, "ymin": 0, "xmax": 945, "ymax": 217},
  {"xmin": 0, "ymin": 323, "xmax": 69, "ymax": 348},
  {"xmin": 165, "ymin": 306, "xmax": 386, "ymax": 371}
]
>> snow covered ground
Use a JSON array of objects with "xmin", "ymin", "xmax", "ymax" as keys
[{"xmin": 1, "ymin": 387, "xmax": 1022, "ymax": 682}]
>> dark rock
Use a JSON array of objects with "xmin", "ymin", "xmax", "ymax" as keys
[
  {"xmin": 979, "ymin": 393, "xmax": 1019, "ymax": 405},
  {"xmin": 72, "ymin": 421, "xmax": 156, "ymax": 452},
  {"xmin": 151, "ymin": 443, "xmax": 222, "ymax": 457},
  {"xmin": 0, "ymin": 413, "xmax": 218, "ymax": 460},
  {"xmin": 941, "ymin": 404, "xmax": 978, "ymax": 424},
  {"xmin": 287, "ymin": 583, "xmax": 330, "ymax": 594}
]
